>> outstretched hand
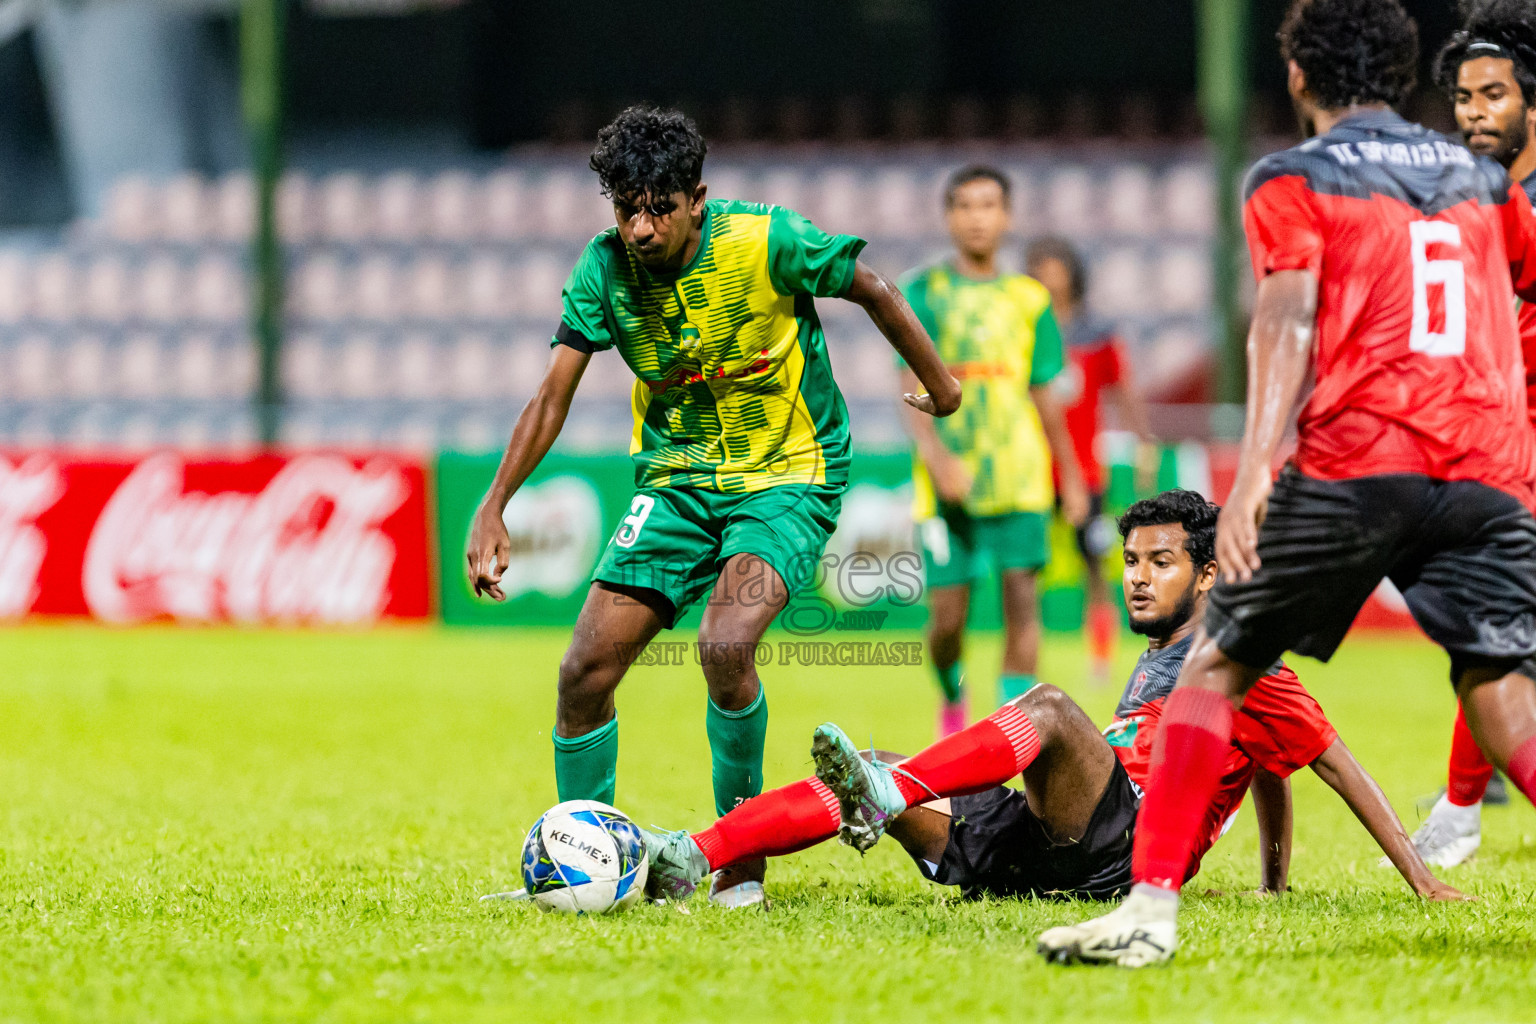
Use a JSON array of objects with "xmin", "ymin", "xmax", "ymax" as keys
[
  {"xmin": 903, "ymin": 387, "xmax": 961, "ymax": 417},
  {"xmin": 1416, "ymin": 878, "xmax": 1475, "ymax": 902}
]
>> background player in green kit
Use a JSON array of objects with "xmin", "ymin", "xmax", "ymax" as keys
[
  {"xmin": 465, "ymin": 106, "xmax": 961, "ymax": 906},
  {"xmin": 900, "ymin": 165, "xmax": 1089, "ymax": 737}
]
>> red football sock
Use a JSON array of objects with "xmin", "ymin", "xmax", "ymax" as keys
[
  {"xmin": 1446, "ymin": 704, "xmax": 1494, "ymax": 807},
  {"xmin": 1087, "ymin": 602, "xmax": 1117, "ymax": 665},
  {"xmin": 1505, "ymin": 733, "xmax": 1536, "ymax": 810},
  {"xmin": 1131, "ymin": 686, "xmax": 1234, "ymax": 892},
  {"xmin": 691, "ymin": 778, "xmax": 839, "ymax": 871},
  {"xmin": 890, "ymin": 704, "xmax": 1042, "ymax": 806}
]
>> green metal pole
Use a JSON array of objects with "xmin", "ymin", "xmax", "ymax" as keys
[
  {"xmin": 1198, "ymin": 0, "xmax": 1250, "ymax": 408},
  {"xmin": 241, "ymin": 0, "xmax": 286, "ymax": 446}
]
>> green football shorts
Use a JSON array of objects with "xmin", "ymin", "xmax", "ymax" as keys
[
  {"xmin": 592, "ymin": 483, "xmax": 844, "ymax": 627},
  {"xmin": 916, "ymin": 506, "xmax": 1051, "ymax": 590}
]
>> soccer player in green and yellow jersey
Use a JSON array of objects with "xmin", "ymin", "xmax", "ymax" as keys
[
  {"xmin": 466, "ymin": 107, "xmax": 960, "ymax": 907},
  {"xmin": 899, "ymin": 165, "xmax": 1088, "ymax": 737}
]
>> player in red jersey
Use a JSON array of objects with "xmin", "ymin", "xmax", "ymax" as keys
[
  {"xmin": 1028, "ymin": 236, "xmax": 1157, "ymax": 683},
  {"xmin": 1041, "ymin": 0, "xmax": 1536, "ymax": 967},
  {"xmin": 632, "ymin": 491, "xmax": 1458, "ymax": 907},
  {"xmin": 1404, "ymin": 0, "xmax": 1536, "ymax": 868}
]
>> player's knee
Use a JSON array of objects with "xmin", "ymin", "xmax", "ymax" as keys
[
  {"xmin": 1009, "ymin": 682, "xmax": 1069, "ymax": 726},
  {"xmin": 557, "ymin": 642, "xmax": 622, "ymax": 699}
]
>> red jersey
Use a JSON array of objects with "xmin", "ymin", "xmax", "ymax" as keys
[
  {"xmin": 1519, "ymin": 172, "xmax": 1536, "ymax": 423},
  {"xmin": 1055, "ymin": 318, "xmax": 1128, "ymax": 493},
  {"xmin": 1244, "ymin": 110, "xmax": 1536, "ymax": 508},
  {"xmin": 1106, "ymin": 639, "xmax": 1338, "ymax": 883}
]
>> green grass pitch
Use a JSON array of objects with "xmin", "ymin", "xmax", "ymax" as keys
[{"xmin": 0, "ymin": 624, "xmax": 1533, "ymax": 1023}]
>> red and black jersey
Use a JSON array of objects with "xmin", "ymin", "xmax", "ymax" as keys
[{"xmin": 1245, "ymin": 109, "xmax": 1536, "ymax": 508}]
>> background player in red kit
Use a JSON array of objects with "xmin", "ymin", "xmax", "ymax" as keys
[
  {"xmin": 630, "ymin": 491, "xmax": 1458, "ymax": 907},
  {"xmin": 1407, "ymin": 0, "xmax": 1536, "ymax": 866},
  {"xmin": 1028, "ymin": 236, "xmax": 1157, "ymax": 683},
  {"xmin": 1041, "ymin": 0, "xmax": 1536, "ymax": 967}
]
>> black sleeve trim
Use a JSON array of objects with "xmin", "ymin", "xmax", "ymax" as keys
[{"xmin": 553, "ymin": 321, "xmax": 597, "ymax": 353}]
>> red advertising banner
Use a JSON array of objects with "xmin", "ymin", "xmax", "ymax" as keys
[{"xmin": 0, "ymin": 451, "xmax": 431, "ymax": 624}]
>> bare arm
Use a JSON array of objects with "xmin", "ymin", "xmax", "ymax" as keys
[
  {"xmin": 845, "ymin": 261, "xmax": 961, "ymax": 417},
  {"xmin": 900, "ymin": 368, "xmax": 971, "ymax": 506},
  {"xmin": 466, "ymin": 345, "xmax": 591, "ymax": 600},
  {"xmin": 1218, "ymin": 269, "xmax": 1317, "ymax": 584},
  {"xmin": 1309, "ymin": 737, "xmax": 1470, "ymax": 901},
  {"xmin": 1249, "ymin": 768, "xmax": 1293, "ymax": 894},
  {"xmin": 1031, "ymin": 383, "xmax": 1089, "ymax": 526}
]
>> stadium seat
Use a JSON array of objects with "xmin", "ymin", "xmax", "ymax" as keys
[
  {"xmin": 1103, "ymin": 165, "xmax": 1156, "ymax": 235},
  {"xmin": 1162, "ymin": 163, "xmax": 1215, "ymax": 235},
  {"xmin": 319, "ymin": 173, "xmax": 370, "ymax": 241},
  {"xmin": 0, "ymin": 252, "xmax": 28, "ymax": 324},
  {"xmin": 339, "ymin": 331, "xmax": 384, "ymax": 400},
  {"xmin": 190, "ymin": 256, "xmax": 245, "ymax": 324},
  {"xmin": 374, "ymin": 172, "xmax": 422, "ymax": 240},
  {"xmin": 161, "ymin": 175, "xmax": 209, "ymax": 242},
  {"xmin": 10, "ymin": 333, "xmax": 55, "ymax": 399},
  {"xmin": 1089, "ymin": 246, "xmax": 1147, "ymax": 317},
  {"xmin": 1046, "ymin": 168, "xmax": 1098, "ymax": 235},
  {"xmin": 102, "ymin": 176, "xmax": 158, "ymax": 241},
  {"xmin": 353, "ymin": 256, "xmax": 401, "ymax": 322},
  {"xmin": 174, "ymin": 332, "xmax": 220, "ymax": 399},
  {"xmin": 32, "ymin": 255, "xmax": 76, "ymax": 322},
  {"xmin": 447, "ymin": 333, "xmax": 494, "ymax": 400},
  {"xmin": 426, "ymin": 171, "xmax": 476, "ymax": 241},
  {"xmin": 281, "ymin": 332, "xmax": 327, "ymax": 398},
  {"xmin": 138, "ymin": 256, "xmax": 186, "ymax": 323},
  {"xmin": 118, "ymin": 332, "xmax": 164, "ymax": 398},
  {"xmin": 482, "ymin": 170, "xmax": 529, "ymax": 239},
  {"xmin": 1156, "ymin": 245, "xmax": 1211, "ymax": 314},
  {"xmin": 815, "ymin": 167, "xmax": 866, "ymax": 237},
  {"xmin": 393, "ymin": 331, "xmax": 442, "ymax": 399},
  {"xmin": 290, "ymin": 255, "xmax": 348, "ymax": 321},
  {"xmin": 214, "ymin": 174, "xmax": 255, "ymax": 241}
]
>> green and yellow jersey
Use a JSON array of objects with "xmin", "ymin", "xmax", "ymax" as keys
[
  {"xmin": 899, "ymin": 262, "xmax": 1065, "ymax": 519},
  {"xmin": 555, "ymin": 199, "xmax": 865, "ymax": 493}
]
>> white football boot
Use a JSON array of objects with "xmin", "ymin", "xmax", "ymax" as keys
[
  {"xmin": 1401, "ymin": 795, "xmax": 1481, "ymax": 869},
  {"xmin": 1037, "ymin": 885, "xmax": 1180, "ymax": 967}
]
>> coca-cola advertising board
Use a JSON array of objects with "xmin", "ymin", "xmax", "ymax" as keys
[{"xmin": 0, "ymin": 451, "xmax": 432, "ymax": 624}]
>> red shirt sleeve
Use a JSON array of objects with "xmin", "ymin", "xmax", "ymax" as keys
[
  {"xmin": 1244, "ymin": 175, "xmax": 1324, "ymax": 280},
  {"xmin": 1103, "ymin": 339, "xmax": 1127, "ymax": 387},
  {"xmin": 1501, "ymin": 181, "xmax": 1536, "ymax": 303},
  {"xmin": 1231, "ymin": 667, "xmax": 1338, "ymax": 777}
]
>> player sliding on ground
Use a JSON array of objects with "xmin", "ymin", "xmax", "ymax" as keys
[
  {"xmin": 465, "ymin": 106, "xmax": 960, "ymax": 907},
  {"xmin": 638, "ymin": 490, "xmax": 1462, "ymax": 908},
  {"xmin": 1038, "ymin": 0, "xmax": 1536, "ymax": 967},
  {"xmin": 1400, "ymin": 0, "xmax": 1536, "ymax": 868}
]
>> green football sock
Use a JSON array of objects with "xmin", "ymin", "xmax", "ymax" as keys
[
  {"xmin": 552, "ymin": 716, "xmax": 618, "ymax": 806},
  {"xmin": 935, "ymin": 662, "xmax": 964, "ymax": 703},
  {"xmin": 706, "ymin": 687, "xmax": 768, "ymax": 818},
  {"xmin": 999, "ymin": 673, "xmax": 1038, "ymax": 703}
]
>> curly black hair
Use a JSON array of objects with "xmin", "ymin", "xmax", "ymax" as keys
[
  {"xmin": 589, "ymin": 105, "xmax": 707, "ymax": 202},
  {"xmin": 943, "ymin": 164, "xmax": 1012, "ymax": 207},
  {"xmin": 1434, "ymin": 0, "xmax": 1536, "ymax": 105},
  {"xmin": 1117, "ymin": 489, "xmax": 1219, "ymax": 568},
  {"xmin": 1278, "ymin": 0, "xmax": 1419, "ymax": 110}
]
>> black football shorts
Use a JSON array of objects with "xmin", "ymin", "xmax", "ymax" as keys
[
  {"xmin": 913, "ymin": 758, "xmax": 1139, "ymax": 901},
  {"xmin": 1206, "ymin": 468, "xmax": 1536, "ymax": 680}
]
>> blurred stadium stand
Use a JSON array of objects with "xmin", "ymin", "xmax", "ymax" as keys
[{"xmin": 0, "ymin": 149, "xmax": 1216, "ymax": 451}]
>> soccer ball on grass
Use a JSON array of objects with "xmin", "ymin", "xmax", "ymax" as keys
[{"xmin": 520, "ymin": 800, "xmax": 649, "ymax": 913}]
